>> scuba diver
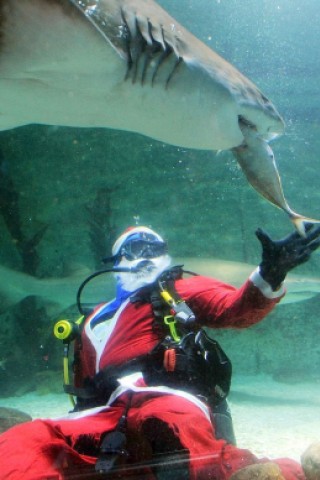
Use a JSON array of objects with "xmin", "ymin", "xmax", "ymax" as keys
[{"xmin": 1, "ymin": 224, "xmax": 320, "ymax": 480}]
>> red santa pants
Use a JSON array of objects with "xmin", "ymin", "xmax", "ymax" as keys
[{"xmin": 0, "ymin": 391, "xmax": 305, "ymax": 480}]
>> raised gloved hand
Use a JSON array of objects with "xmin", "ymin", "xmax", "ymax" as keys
[{"xmin": 256, "ymin": 225, "xmax": 320, "ymax": 290}]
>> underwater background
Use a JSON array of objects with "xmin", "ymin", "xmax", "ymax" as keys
[{"xmin": 0, "ymin": 0, "xmax": 320, "ymax": 402}]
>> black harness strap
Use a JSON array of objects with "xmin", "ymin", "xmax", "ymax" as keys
[
  {"xmin": 95, "ymin": 392, "xmax": 132, "ymax": 473},
  {"xmin": 130, "ymin": 265, "xmax": 186, "ymax": 336},
  {"xmin": 70, "ymin": 357, "xmax": 148, "ymax": 410}
]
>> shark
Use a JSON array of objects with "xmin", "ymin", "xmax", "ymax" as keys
[
  {"xmin": 1, "ymin": 259, "xmax": 320, "ymax": 318},
  {"xmin": 0, "ymin": 0, "xmax": 318, "ymax": 233}
]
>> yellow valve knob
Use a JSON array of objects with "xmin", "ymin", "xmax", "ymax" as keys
[{"xmin": 54, "ymin": 320, "xmax": 74, "ymax": 340}]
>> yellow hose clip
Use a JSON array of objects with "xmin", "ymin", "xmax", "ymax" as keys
[{"xmin": 164, "ymin": 315, "xmax": 181, "ymax": 342}]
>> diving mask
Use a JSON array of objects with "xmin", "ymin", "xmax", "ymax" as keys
[{"xmin": 119, "ymin": 233, "xmax": 168, "ymax": 261}]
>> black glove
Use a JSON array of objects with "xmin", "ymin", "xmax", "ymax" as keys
[{"xmin": 256, "ymin": 225, "xmax": 320, "ymax": 290}]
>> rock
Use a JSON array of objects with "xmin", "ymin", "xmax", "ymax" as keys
[
  {"xmin": 229, "ymin": 462, "xmax": 285, "ymax": 480},
  {"xmin": 301, "ymin": 443, "xmax": 320, "ymax": 480},
  {"xmin": 0, "ymin": 407, "xmax": 32, "ymax": 434}
]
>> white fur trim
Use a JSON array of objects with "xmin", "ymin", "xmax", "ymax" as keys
[
  {"xmin": 54, "ymin": 372, "xmax": 211, "ymax": 422},
  {"xmin": 85, "ymin": 299, "xmax": 130, "ymax": 372},
  {"xmin": 250, "ymin": 268, "xmax": 285, "ymax": 299}
]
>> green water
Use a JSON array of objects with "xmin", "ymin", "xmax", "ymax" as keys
[{"xmin": 0, "ymin": 0, "xmax": 319, "ymax": 398}]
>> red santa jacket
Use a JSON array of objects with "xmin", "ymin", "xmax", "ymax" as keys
[{"xmin": 74, "ymin": 269, "xmax": 284, "ymax": 386}]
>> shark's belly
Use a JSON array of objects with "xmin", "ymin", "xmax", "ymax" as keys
[{"xmin": 0, "ymin": 69, "xmax": 243, "ymax": 151}]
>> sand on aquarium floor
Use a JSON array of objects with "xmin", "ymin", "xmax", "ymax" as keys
[{"xmin": 0, "ymin": 374, "xmax": 319, "ymax": 462}]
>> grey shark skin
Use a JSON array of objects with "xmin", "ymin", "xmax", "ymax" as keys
[
  {"xmin": 1, "ymin": 259, "xmax": 320, "ymax": 318},
  {"xmin": 0, "ymin": 0, "xmax": 318, "ymax": 232}
]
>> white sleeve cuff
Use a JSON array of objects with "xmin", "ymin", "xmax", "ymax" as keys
[{"xmin": 249, "ymin": 267, "xmax": 285, "ymax": 299}]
